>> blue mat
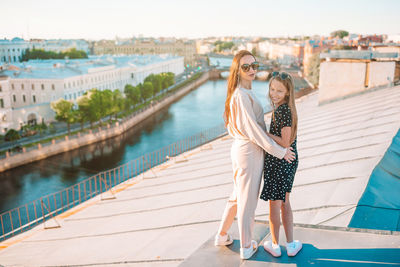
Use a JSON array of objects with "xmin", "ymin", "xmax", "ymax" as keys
[{"xmin": 349, "ymin": 128, "xmax": 400, "ymax": 231}]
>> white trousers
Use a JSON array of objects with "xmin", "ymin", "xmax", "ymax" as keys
[{"xmin": 217, "ymin": 139, "xmax": 264, "ymax": 248}]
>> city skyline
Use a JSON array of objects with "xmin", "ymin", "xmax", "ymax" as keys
[{"xmin": 1, "ymin": 0, "xmax": 400, "ymax": 40}]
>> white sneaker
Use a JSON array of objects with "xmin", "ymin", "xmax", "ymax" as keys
[
  {"xmin": 214, "ymin": 233, "xmax": 233, "ymax": 246},
  {"xmin": 263, "ymin": 240, "xmax": 281, "ymax": 257},
  {"xmin": 286, "ymin": 240, "xmax": 302, "ymax": 256},
  {"xmin": 240, "ymin": 240, "xmax": 258, "ymax": 260}
]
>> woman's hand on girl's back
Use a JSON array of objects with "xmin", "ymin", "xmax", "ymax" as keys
[{"xmin": 283, "ymin": 147, "xmax": 295, "ymax": 163}]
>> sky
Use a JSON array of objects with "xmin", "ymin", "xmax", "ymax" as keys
[{"xmin": 1, "ymin": 0, "xmax": 399, "ymax": 40}]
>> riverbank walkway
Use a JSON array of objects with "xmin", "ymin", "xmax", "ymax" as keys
[{"xmin": 0, "ymin": 85, "xmax": 399, "ymax": 266}]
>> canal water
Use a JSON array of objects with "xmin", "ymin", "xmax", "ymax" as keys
[{"xmin": 0, "ymin": 79, "xmax": 271, "ymax": 214}]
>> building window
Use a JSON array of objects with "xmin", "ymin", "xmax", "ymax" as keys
[
  {"xmin": 0, "ymin": 98, "xmax": 3, "ymax": 108},
  {"xmin": 21, "ymin": 84, "xmax": 24, "ymax": 90},
  {"xmin": 52, "ymin": 84, "xmax": 55, "ymax": 90},
  {"xmin": 23, "ymin": 95, "xmax": 26, "ymax": 103},
  {"xmin": 0, "ymin": 85, "xmax": 2, "ymax": 92},
  {"xmin": 11, "ymin": 84, "xmax": 14, "ymax": 90},
  {"xmin": 13, "ymin": 95, "xmax": 16, "ymax": 102},
  {"xmin": 41, "ymin": 84, "xmax": 44, "ymax": 90},
  {"xmin": 32, "ymin": 95, "xmax": 36, "ymax": 103},
  {"xmin": 32, "ymin": 84, "xmax": 35, "ymax": 90}
]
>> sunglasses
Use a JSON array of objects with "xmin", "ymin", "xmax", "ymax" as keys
[
  {"xmin": 271, "ymin": 71, "xmax": 291, "ymax": 80},
  {"xmin": 240, "ymin": 62, "xmax": 259, "ymax": 72}
]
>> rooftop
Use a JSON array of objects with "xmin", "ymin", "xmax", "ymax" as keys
[
  {"xmin": 320, "ymin": 50, "xmax": 399, "ymax": 60},
  {"xmin": 0, "ymin": 85, "xmax": 399, "ymax": 266},
  {"xmin": 0, "ymin": 54, "xmax": 182, "ymax": 80}
]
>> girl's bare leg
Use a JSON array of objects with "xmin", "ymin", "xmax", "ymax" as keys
[
  {"xmin": 281, "ymin": 192, "xmax": 293, "ymax": 243},
  {"xmin": 269, "ymin": 200, "xmax": 282, "ymax": 244}
]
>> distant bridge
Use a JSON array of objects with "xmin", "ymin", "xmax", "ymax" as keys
[{"xmin": 209, "ymin": 66, "xmax": 271, "ymax": 81}]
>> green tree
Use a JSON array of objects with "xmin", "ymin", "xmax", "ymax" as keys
[
  {"xmin": 160, "ymin": 72, "xmax": 175, "ymax": 89},
  {"xmin": 152, "ymin": 75, "xmax": 162, "ymax": 95},
  {"xmin": 144, "ymin": 74, "xmax": 162, "ymax": 96},
  {"xmin": 74, "ymin": 108, "xmax": 86, "ymax": 131},
  {"xmin": 22, "ymin": 48, "xmax": 88, "ymax": 61},
  {"xmin": 74, "ymin": 96, "xmax": 88, "ymax": 131},
  {"xmin": 124, "ymin": 84, "xmax": 141, "ymax": 108},
  {"xmin": 142, "ymin": 82, "xmax": 154, "ymax": 101},
  {"xmin": 306, "ymin": 53, "xmax": 321, "ymax": 87},
  {"xmin": 111, "ymin": 89, "xmax": 124, "ymax": 119},
  {"xmin": 132, "ymin": 86, "xmax": 141, "ymax": 106},
  {"xmin": 214, "ymin": 41, "xmax": 234, "ymax": 52},
  {"xmin": 63, "ymin": 48, "xmax": 88, "ymax": 59},
  {"xmin": 77, "ymin": 93, "xmax": 97, "ymax": 128},
  {"xmin": 5, "ymin": 129, "xmax": 21, "ymax": 142},
  {"xmin": 89, "ymin": 89, "xmax": 109, "ymax": 125},
  {"xmin": 101, "ymin": 89, "xmax": 114, "ymax": 120},
  {"xmin": 330, "ymin": 30, "xmax": 349, "ymax": 39},
  {"xmin": 144, "ymin": 74, "xmax": 154, "ymax": 84},
  {"xmin": 50, "ymin": 99, "xmax": 75, "ymax": 134},
  {"xmin": 124, "ymin": 84, "xmax": 135, "ymax": 108},
  {"xmin": 166, "ymin": 72, "xmax": 175, "ymax": 87},
  {"xmin": 251, "ymin": 47, "xmax": 257, "ymax": 57}
]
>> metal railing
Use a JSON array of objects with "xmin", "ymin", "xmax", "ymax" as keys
[{"xmin": 0, "ymin": 123, "xmax": 227, "ymax": 241}]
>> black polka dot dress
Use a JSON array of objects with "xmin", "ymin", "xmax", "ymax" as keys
[{"xmin": 260, "ymin": 103, "xmax": 298, "ymax": 202}]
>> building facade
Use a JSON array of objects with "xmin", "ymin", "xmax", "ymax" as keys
[
  {"xmin": 258, "ymin": 40, "xmax": 304, "ymax": 66},
  {"xmin": 0, "ymin": 38, "xmax": 29, "ymax": 64},
  {"xmin": 92, "ymin": 39, "xmax": 197, "ymax": 66},
  {"xmin": 0, "ymin": 55, "xmax": 184, "ymax": 133},
  {"xmin": 318, "ymin": 50, "xmax": 400, "ymax": 104},
  {"xmin": 0, "ymin": 76, "xmax": 13, "ymax": 133}
]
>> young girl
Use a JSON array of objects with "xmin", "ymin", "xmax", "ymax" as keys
[{"xmin": 260, "ymin": 71, "xmax": 302, "ymax": 257}]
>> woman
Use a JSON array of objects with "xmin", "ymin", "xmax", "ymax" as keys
[{"xmin": 214, "ymin": 50, "xmax": 295, "ymax": 260}]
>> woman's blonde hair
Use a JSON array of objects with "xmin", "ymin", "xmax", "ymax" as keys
[
  {"xmin": 223, "ymin": 50, "xmax": 255, "ymax": 127},
  {"xmin": 269, "ymin": 73, "xmax": 298, "ymax": 144}
]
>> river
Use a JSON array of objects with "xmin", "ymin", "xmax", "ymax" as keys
[{"xmin": 0, "ymin": 79, "xmax": 271, "ymax": 214}]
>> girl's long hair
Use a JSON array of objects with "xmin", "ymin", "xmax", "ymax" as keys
[
  {"xmin": 269, "ymin": 74, "xmax": 298, "ymax": 144},
  {"xmin": 223, "ymin": 50, "xmax": 255, "ymax": 127}
]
